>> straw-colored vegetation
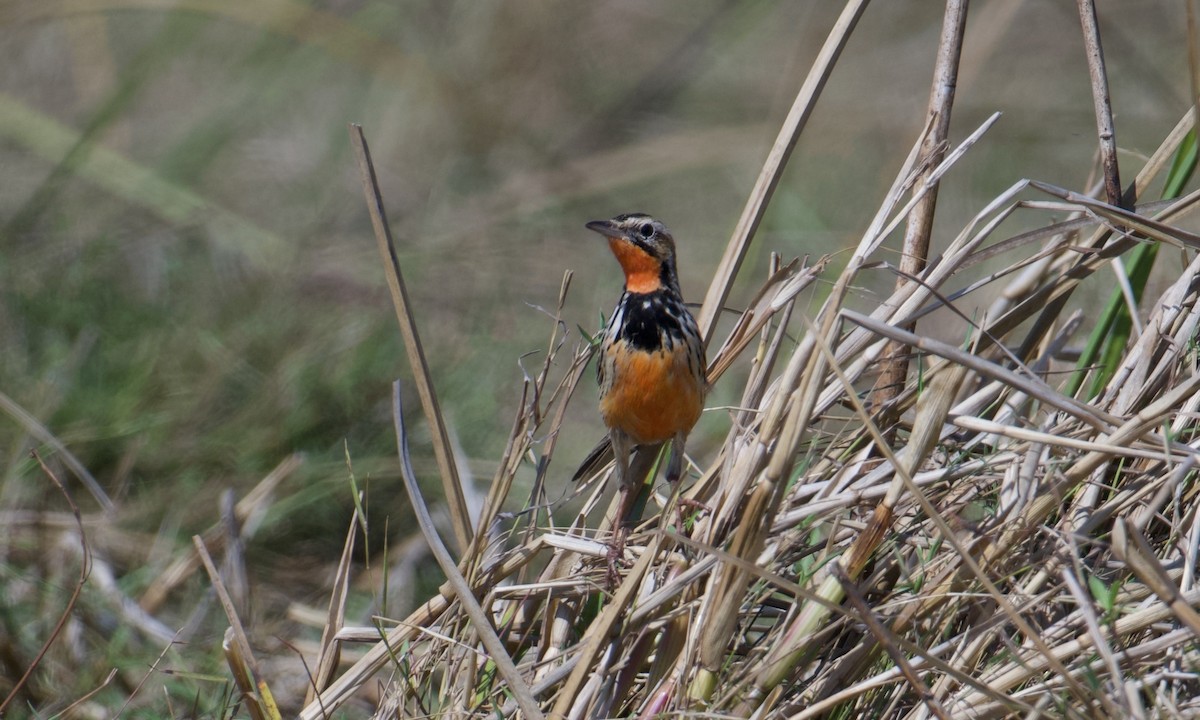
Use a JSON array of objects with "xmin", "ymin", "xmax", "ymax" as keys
[{"xmin": 3, "ymin": 2, "xmax": 1199, "ymax": 719}]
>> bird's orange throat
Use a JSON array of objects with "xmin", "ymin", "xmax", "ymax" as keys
[{"xmin": 608, "ymin": 238, "xmax": 663, "ymax": 294}]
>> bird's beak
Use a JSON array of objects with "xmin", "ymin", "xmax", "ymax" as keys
[{"xmin": 585, "ymin": 219, "xmax": 624, "ymax": 239}]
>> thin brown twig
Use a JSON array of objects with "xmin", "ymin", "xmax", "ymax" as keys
[
  {"xmin": 872, "ymin": 0, "xmax": 968, "ymax": 414},
  {"xmin": 60, "ymin": 669, "xmax": 117, "ymax": 718},
  {"xmin": 1076, "ymin": 0, "xmax": 1123, "ymax": 209},
  {"xmin": 0, "ymin": 451, "xmax": 93, "ymax": 716},
  {"xmin": 112, "ymin": 632, "xmax": 181, "ymax": 718}
]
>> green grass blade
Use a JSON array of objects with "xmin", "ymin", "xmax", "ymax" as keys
[{"xmin": 1066, "ymin": 130, "xmax": 1198, "ymax": 399}]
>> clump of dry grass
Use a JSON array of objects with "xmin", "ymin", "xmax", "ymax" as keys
[
  {"xmin": 10, "ymin": 3, "xmax": 1197, "ymax": 718},
  {"xmin": 276, "ymin": 6, "xmax": 1200, "ymax": 718},
  {"xmin": 0, "ymin": 1, "xmax": 1190, "ymax": 720}
]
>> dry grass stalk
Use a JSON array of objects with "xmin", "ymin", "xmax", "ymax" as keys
[
  {"xmin": 304, "ymin": 507, "xmax": 358, "ymax": 705},
  {"xmin": 1076, "ymin": 0, "xmax": 1123, "ymax": 209},
  {"xmin": 873, "ymin": 0, "xmax": 968, "ymax": 416},
  {"xmin": 694, "ymin": 0, "xmax": 870, "ymax": 346},
  {"xmin": 389, "ymin": 381, "xmax": 544, "ymax": 720},
  {"xmin": 348, "ymin": 123, "xmax": 473, "ymax": 553},
  {"xmin": 195, "ymin": 536, "xmax": 281, "ymax": 720}
]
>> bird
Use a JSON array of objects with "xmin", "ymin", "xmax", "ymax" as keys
[{"xmin": 578, "ymin": 213, "xmax": 708, "ymax": 580}]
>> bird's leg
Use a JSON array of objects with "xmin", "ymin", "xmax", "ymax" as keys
[
  {"xmin": 667, "ymin": 433, "xmax": 711, "ymax": 526},
  {"xmin": 607, "ymin": 430, "xmax": 634, "ymax": 587},
  {"xmin": 666, "ymin": 433, "xmax": 685, "ymax": 483},
  {"xmin": 608, "ymin": 484, "xmax": 637, "ymax": 586}
]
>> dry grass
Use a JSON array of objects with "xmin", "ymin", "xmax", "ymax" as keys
[
  {"xmin": 4, "ymin": 3, "xmax": 1200, "ymax": 719},
  {"xmin": 277, "ymin": 6, "xmax": 1200, "ymax": 719},
  {"xmin": 296, "ymin": 138, "xmax": 1200, "ymax": 715},
  {"xmin": 316, "ymin": 144, "xmax": 1200, "ymax": 718}
]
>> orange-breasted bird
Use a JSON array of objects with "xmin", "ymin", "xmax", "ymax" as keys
[{"xmin": 579, "ymin": 213, "xmax": 708, "ymax": 574}]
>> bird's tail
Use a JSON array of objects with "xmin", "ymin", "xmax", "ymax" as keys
[
  {"xmin": 571, "ymin": 436, "xmax": 613, "ymax": 483},
  {"xmin": 572, "ymin": 436, "xmax": 665, "ymax": 487}
]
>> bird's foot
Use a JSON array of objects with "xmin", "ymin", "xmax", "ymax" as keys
[{"xmin": 606, "ymin": 529, "xmax": 630, "ymax": 589}]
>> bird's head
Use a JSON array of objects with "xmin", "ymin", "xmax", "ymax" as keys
[{"xmin": 585, "ymin": 213, "xmax": 680, "ymax": 295}]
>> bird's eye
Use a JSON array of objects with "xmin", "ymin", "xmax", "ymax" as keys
[{"xmin": 639, "ymin": 222, "xmax": 654, "ymax": 239}]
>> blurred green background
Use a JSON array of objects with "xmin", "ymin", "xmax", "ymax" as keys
[{"xmin": 0, "ymin": 0, "xmax": 1191, "ymax": 714}]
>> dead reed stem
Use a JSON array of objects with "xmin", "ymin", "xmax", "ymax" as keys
[
  {"xmin": 349, "ymin": 124, "xmax": 473, "ymax": 553},
  {"xmin": 1076, "ymin": 0, "xmax": 1123, "ymax": 208},
  {"xmin": 872, "ymin": 0, "xmax": 968, "ymax": 415}
]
